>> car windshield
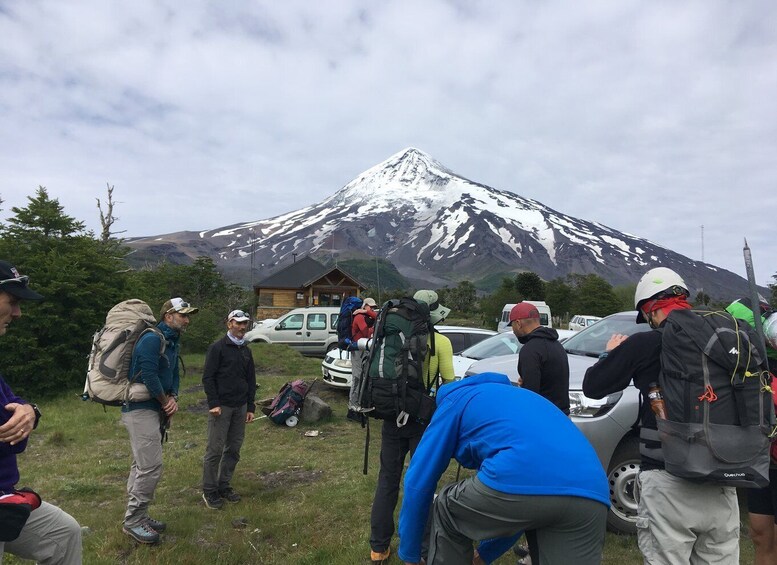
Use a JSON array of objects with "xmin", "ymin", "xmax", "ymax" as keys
[
  {"xmin": 458, "ymin": 332, "xmax": 522, "ymax": 360},
  {"xmin": 563, "ymin": 312, "xmax": 650, "ymax": 357}
]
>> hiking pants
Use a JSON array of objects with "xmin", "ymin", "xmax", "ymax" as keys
[
  {"xmin": 636, "ymin": 469, "xmax": 739, "ymax": 565},
  {"xmin": 430, "ymin": 477, "xmax": 607, "ymax": 565},
  {"xmin": 122, "ymin": 409, "xmax": 164, "ymax": 527},
  {"xmin": 202, "ymin": 404, "xmax": 247, "ymax": 494},
  {"xmin": 370, "ymin": 418, "xmax": 426, "ymax": 554},
  {"xmin": 0, "ymin": 501, "xmax": 82, "ymax": 565},
  {"xmin": 348, "ymin": 349, "xmax": 367, "ymax": 409}
]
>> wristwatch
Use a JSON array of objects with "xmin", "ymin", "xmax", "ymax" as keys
[{"xmin": 30, "ymin": 404, "xmax": 42, "ymax": 429}]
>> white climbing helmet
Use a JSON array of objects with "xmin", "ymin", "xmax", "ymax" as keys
[{"xmin": 634, "ymin": 267, "xmax": 689, "ymax": 324}]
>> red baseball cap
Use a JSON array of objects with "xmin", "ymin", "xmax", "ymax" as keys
[{"xmin": 509, "ymin": 302, "xmax": 539, "ymax": 323}]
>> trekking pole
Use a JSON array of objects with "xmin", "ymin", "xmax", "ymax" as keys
[{"xmin": 743, "ymin": 239, "xmax": 769, "ymax": 362}]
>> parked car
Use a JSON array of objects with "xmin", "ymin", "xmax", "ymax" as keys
[
  {"xmin": 497, "ymin": 301, "xmax": 552, "ymax": 332},
  {"xmin": 245, "ymin": 307, "xmax": 340, "ymax": 356},
  {"xmin": 568, "ymin": 314, "xmax": 603, "ymax": 332},
  {"xmin": 464, "ymin": 311, "xmax": 651, "ymax": 534},
  {"xmin": 321, "ymin": 326, "xmax": 496, "ymax": 389}
]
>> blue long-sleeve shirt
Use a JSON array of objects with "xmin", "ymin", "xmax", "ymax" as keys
[
  {"xmin": 122, "ymin": 321, "xmax": 180, "ymax": 413},
  {"xmin": 0, "ymin": 375, "xmax": 29, "ymax": 492},
  {"xmin": 397, "ymin": 372, "xmax": 609, "ymax": 564}
]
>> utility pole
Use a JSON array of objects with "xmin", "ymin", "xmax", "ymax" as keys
[{"xmin": 249, "ymin": 228, "xmax": 257, "ymax": 318}]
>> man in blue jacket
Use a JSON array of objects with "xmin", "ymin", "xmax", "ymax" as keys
[
  {"xmin": 398, "ymin": 373, "xmax": 609, "ymax": 565},
  {"xmin": 121, "ymin": 297, "xmax": 198, "ymax": 544},
  {"xmin": 0, "ymin": 260, "xmax": 81, "ymax": 563}
]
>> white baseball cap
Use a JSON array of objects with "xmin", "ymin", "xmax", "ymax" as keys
[{"xmin": 228, "ymin": 309, "xmax": 251, "ymax": 322}]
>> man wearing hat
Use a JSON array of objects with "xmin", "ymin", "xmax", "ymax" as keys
[
  {"xmin": 510, "ymin": 301, "xmax": 570, "ymax": 414},
  {"xmin": 0, "ymin": 261, "xmax": 82, "ymax": 563},
  {"xmin": 347, "ymin": 297, "xmax": 378, "ymax": 417},
  {"xmin": 201, "ymin": 309, "xmax": 257, "ymax": 510},
  {"xmin": 122, "ymin": 296, "xmax": 198, "ymax": 544},
  {"xmin": 369, "ymin": 290, "xmax": 454, "ymax": 565}
]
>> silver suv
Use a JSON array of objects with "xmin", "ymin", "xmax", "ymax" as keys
[
  {"xmin": 465, "ymin": 311, "xmax": 650, "ymax": 534},
  {"xmin": 245, "ymin": 307, "xmax": 340, "ymax": 356}
]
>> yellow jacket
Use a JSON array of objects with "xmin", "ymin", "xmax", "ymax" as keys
[{"xmin": 423, "ymin": 331, "xmax": 455, "ymax": 386}]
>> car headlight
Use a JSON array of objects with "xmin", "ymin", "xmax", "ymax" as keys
[
  {"xmin": 333, "ymin": 359, "xmax": 351, "ymax": 368},
  {"xmin": 568, "ymin": 390, "xmax": 622, "ymax": 418}
]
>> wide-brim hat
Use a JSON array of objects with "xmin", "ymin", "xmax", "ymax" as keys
[{"xmin": 413, "ymin": 289, "xmax": 451, "ymax": 324}]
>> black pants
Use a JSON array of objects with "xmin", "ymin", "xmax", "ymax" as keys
[{"xmin": 370, "ymin": 418, "xmax": 426, "ymax": 553}]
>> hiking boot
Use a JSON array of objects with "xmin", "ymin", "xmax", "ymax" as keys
[
  {"xmin": 123, "ymin": 522, "xmax": 160, "ymax": 544},
  {"xmin": 202, "ymin": 491, "xmax": 224, "ymax": 510},
  {"xmin": 219, "ymin": 487, "xmax": 241, "ymax": 503},
  {"xmin": 144, "ymin": 517, "xmax": 166, "ymax": 532},
  {"xmin": 370, "ymin": 548, "xmax": 390, "ymax": 564}
]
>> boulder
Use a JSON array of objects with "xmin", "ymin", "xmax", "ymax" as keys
[{"xmin": 301, "ymin": 394, "xmax": 332, "ymax": 423}]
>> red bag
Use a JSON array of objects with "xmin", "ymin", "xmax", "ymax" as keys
[{"xmin": 0, "ymin": 488, "xmax": 41, "ymax": 541}]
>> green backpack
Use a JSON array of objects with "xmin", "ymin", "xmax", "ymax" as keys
[{"xmin": 361, "ymin": 298, "xmax": 436, "ymax": 426}]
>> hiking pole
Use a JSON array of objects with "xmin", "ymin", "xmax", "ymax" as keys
[{"xmin": 743, "ymin": 239, "xmax": 769, "ymax": 362}]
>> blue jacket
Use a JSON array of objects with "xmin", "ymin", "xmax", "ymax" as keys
[
  {"xmin": 397, "ymin": 373, "xmax": 609, "ymax": 564},
  {"xmin": 122, "ymin": 321, "xmax": 180, "ymax": 413},
  {"xmin": 0, "ymin": 376, "xmax": 28, "ymax": 492}
]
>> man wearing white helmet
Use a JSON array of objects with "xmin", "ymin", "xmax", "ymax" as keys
[
  {"xmin": 368, "ymin": 290, "xmax": 453, "ymax": 565},
  {"xmin": 582, "ymin": 267, "xmax": 739, "ymax": 565}
]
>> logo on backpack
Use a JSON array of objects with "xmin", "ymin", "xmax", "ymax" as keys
[
  {"xmin": 358, "ymin": 298, "xmax": 436, "ymax": 426},
  {"xmin": 336, "ymin": 296, "xmax": 364, "ymax": 351},
  {"xmin": 83, "ymin": 299, "xmax": 165, "ymax": 406},
  {"xmin": 657, "ymin": 309, "xmax": 773, "ymax": 488}
]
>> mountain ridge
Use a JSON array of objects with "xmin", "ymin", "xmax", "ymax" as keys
[{"xmin": 126, "ymin": 147, "xmax": 755, "ymax": 298}]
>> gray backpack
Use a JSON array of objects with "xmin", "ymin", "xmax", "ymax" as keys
[
  {"xmin": 657, "ymin": 309, "xmax": 773, "ymax": 487},
  {"xmin": 83, "ymin": 299, "xmax": 164, "ymax": 406}
]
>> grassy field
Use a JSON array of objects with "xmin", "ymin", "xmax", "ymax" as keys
[{"xmin": 10, "ymin": 344, "xmax": 754, "ymax": 564}]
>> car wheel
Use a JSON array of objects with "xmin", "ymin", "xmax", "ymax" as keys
[{"xmin": 606, "ymin": 436, "xmax": 640, "ymax": 535}]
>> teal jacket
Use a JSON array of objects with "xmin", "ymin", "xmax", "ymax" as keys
[{"xmin": 122, "ymin": 321, "xmax": 180, "ymax": 413}]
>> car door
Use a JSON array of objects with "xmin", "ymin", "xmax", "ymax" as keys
[
  {"xmin": 301, "ymin": 311, "xmax": 331, "ymax": 355},
  {"xmin": 273, "ymin": 313, "xmax": 306, "ymax": 348}
]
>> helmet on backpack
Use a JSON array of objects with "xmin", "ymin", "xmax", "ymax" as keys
[
  {"xmin": 634, "ymin": 267, "xmax": 689, "ymax": 324},
  {"xmin": 764, "ymin": 312, "xmax": 777, "ymax": 350},
  {"xmin": 413, "ymin": 290, "xmax": 450, "ymax": 325}
]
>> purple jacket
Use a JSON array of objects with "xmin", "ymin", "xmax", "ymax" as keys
[{"xmin": 0, "ymin": 375, "xmax": 28, "ymax": 493}]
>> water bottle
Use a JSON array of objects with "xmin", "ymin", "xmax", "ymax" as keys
[{"xmin": 647, "ymin": 382, "xmax": 667, "ymax": 420}]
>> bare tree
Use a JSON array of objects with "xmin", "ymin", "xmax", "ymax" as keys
[{"xmin": 96, "ymin": 183, "xmax": 125, "ymax": 243}]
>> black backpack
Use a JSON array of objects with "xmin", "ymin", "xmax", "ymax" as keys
[
  {"xmin": 657, "ymin": 308, "xmax": 773, "ymax": 487},
  {"xmin": 360, "ymin": 298, "xmax": 436, "ymax": 426}
]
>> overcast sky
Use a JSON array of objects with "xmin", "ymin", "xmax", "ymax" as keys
[{"xmin": 1, "ymin": 1, "xmax": 775, "ymax": 286}]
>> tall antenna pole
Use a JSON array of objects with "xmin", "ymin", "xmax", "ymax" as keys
[
  {"xmin": 249, "ymin": 228, "xmax": 256, "ymax": 319},
  {"xmin": 375, "ymin": 255, "xmax": 382, "ymax": 305},
  {"xmin": 700, "ymin": 225, "xmax": 704, "ymax": 263}
]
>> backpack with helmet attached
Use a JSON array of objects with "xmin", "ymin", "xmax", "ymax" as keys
[
  {"xmin": 336, "ymin": 296, "xmax": 364, "ymax": 351},
  {"xmin": 83, "ymin": 299, "xmax": 164, "ymax": 406},
  {"xmin": 657, "ymin": 308, "xmax": 773, "ymax": 487}
]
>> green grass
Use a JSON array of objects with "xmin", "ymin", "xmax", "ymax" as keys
[{"xmin": 10, "ymin": 344, "xmax": 755, "ymax": 564}]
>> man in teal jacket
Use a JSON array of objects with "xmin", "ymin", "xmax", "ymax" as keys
[
  {"xmin": 398, "ymin": 373, "xmax": 609, "ymax": 565},
  {"xmin": 121, "ymin": 297, "xmax": 198, "ymax": 544}
]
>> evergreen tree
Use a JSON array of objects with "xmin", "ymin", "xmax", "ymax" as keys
[
  {"xmin": 569, "ymin": 274, "xmax": 621, "ymax": 317},
  {"xmin": 515, "ymin": 272, "xmax": 545, "ymax": 301},
  {"xmin": 0, "ymin": 187, "xmax": 128, "ymax": 397},
  {"xmin": 545, "ymin": 278, "xmax": 574, "ymax": 318},
  {"xmin": 479, "ymin": 278, "xmax": 521, "ymax": 329}
]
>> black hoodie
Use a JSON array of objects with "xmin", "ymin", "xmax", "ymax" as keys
[{"xmin": 517, "ymin": 326, "xmax": 570, "ymax": 414}]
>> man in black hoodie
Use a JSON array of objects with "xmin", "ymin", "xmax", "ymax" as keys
[
  {"xmin": 510, "ymin": 302, "xmax": 569, "ymax": 414},
  {"xmin": 201, "ymin": 310, "xmax": 257, "ymax": 510}
]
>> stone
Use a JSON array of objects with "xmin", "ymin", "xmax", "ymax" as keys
[{"xmin": 301, "ymin": 394, "xmax": 332, "ymax": 423}]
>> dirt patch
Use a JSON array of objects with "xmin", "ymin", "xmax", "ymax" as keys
[
  {"xmin": 186, "ymin": 398, "xmax": 211, "ymax": 414},
  {"xmin": 182, "ymin": 383, "xmax": 205, "ymax": 394},
  {"xmin": 247, "ymin": 468, "xmax": 324, "ymax": 490}
]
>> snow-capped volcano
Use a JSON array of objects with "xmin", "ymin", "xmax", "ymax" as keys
[{"xmin": 127, "ymin": 147, "xmax": 752, "ymax": 297}]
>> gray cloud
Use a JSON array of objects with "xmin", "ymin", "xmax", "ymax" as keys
[{"xmin": 1, "ymin": 0, "xmax": 775, "ymax": 285}]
